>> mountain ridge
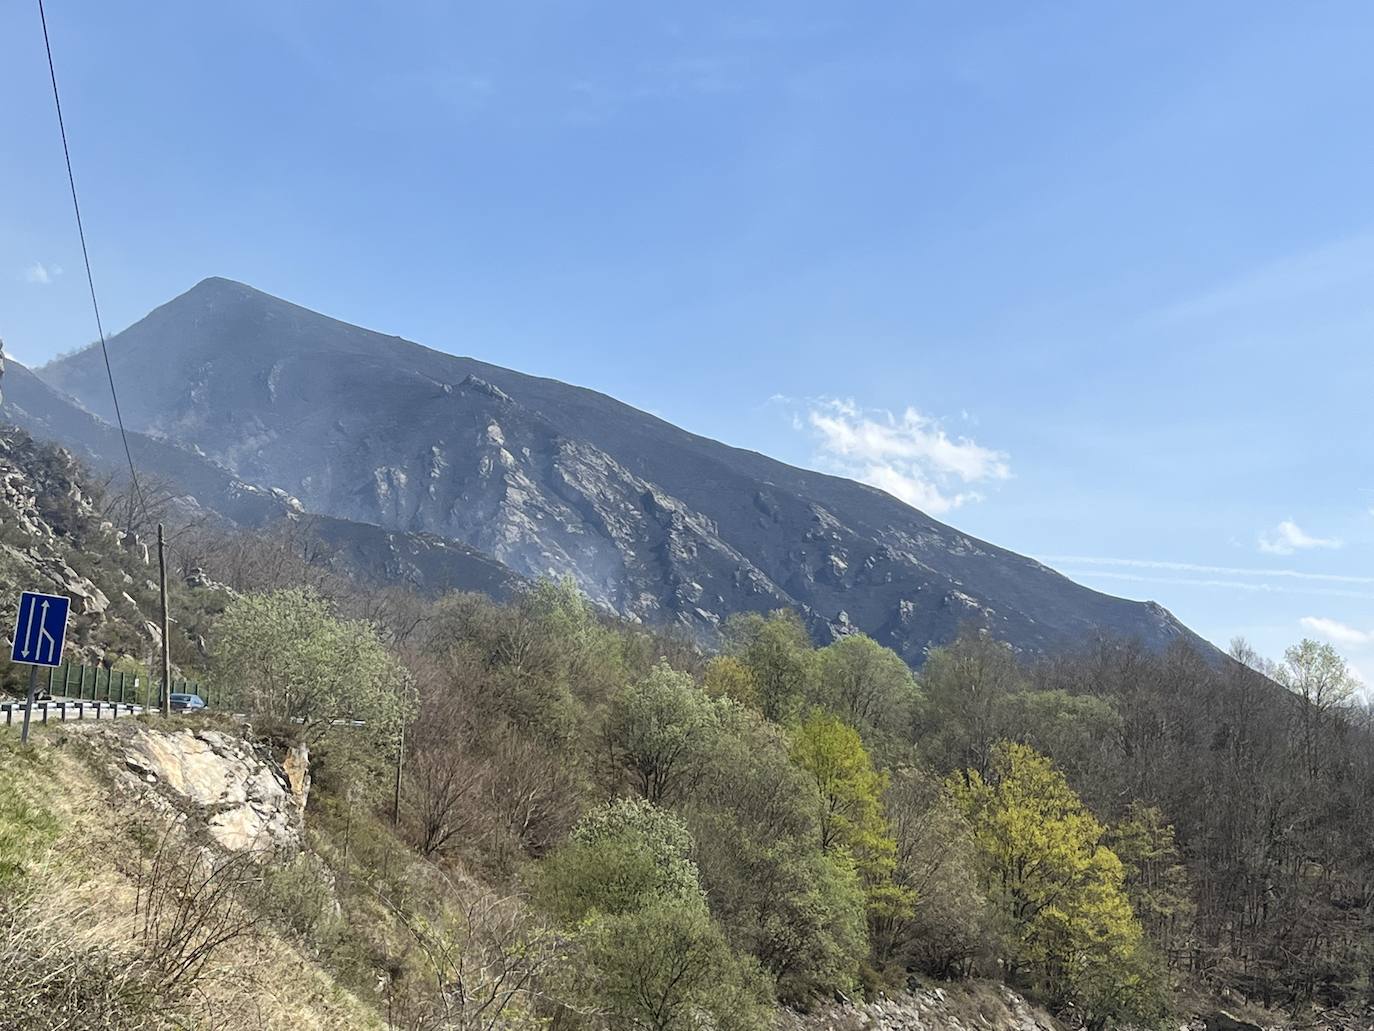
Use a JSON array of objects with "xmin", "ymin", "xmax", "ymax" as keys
[{"xmin": 37, "ymin": 277, "xmax": 1216, "ymax": 665}]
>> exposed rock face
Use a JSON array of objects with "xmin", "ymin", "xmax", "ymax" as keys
[
  {"xmin": 115, "ymin": 724, "xmax": 303, "ymax": 855},
  {"xmin": 35, "ymin": 277, "xmax": 1223, "ymax": 665},
  {"xmin": 282, "ymin": 741, "xmax": 311, "ymax": 817},
  {"xmin": 775, "ymin": 985, "xmax": 1060, "ymax": 1031}
]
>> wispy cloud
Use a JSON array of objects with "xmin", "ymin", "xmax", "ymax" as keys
[
  {"xmin": 1257, "ymin": 519, "xmax": 1341, "ymax": 556},
  {"xmin": 1054, "ymin": 569, "xmax": 1374, "ymax": 602},
  {"xmin": 1160, "ymin": 232, "xmax": 1374, "ymax": 324},
  {"xmin": 23, "ymin": 261, "xmax": 62, "ymax": 285},
  {"xmin": 786, "ymin": 397, "xmax": 1009, "ymax": 514},
  {"xmin": 1299, "ymin": 616, "xmax": 1372, "ymax": 647},
  {"xmin": 1041, "ymin": 555, "xmax": 1374, "ymax": 586}
]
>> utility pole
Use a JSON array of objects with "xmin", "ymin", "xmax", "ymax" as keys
[
  {"xmin": 158, "ymin": 523, "xmax": 171, "ymax": 718},
  {"xmin": 392, "ymin": 721, "xmax": 404, "ymax": 828}
]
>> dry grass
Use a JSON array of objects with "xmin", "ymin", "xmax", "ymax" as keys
[{"xmin": 0, "ymin": 729, "xmax": 381, "ymax": 1030}]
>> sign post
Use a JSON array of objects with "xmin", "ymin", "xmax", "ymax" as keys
[{"xmin": 10, "ymin": 591, "xmax": 71, "ymax": 744}]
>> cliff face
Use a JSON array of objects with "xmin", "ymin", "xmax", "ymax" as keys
[{"xmin": 38, "ymin": 277, "xmax": 1220, "ymax": 666}]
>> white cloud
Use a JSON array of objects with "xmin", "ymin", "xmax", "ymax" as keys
[
  {"xmin": 1299, "ymin": 616, "xmax": 1372, "ymax": 647},
  {"xmin": 23, "ymin": 261, "xmax": 62, "ymax": 285},
  {"xmin": 1257, "ymin": 519, "xmax": 1341, "ymax": 556},
  {"xmin": 795, "ymin": 398, "xmax": 1010, "ymax": 514}
]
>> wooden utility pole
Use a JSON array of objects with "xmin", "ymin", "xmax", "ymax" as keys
[
  {"xmin": 392, "ymin": 721, "xmax": 404, "ymax": 828},
  {"xmin": 158, "ymin": 524, "xmax": 171, "ymax": 718}
]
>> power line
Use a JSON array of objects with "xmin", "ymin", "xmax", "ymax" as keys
[{"xmin": 36, "ymin": 0, "xmax": 149, "ymax": 534}]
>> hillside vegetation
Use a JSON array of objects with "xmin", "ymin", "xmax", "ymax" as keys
[{"xmin": 1, "ymin": 429, "xmax": 1372, "ymax": 1030}]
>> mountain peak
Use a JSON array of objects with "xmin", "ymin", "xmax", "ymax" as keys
[{"xmin": 34, "ymin": 283, "xmax": 1223, "ymax": 666}]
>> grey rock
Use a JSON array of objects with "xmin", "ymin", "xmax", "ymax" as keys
[{"xmin": 1204, "ymin": 1014, "xmax": 1264, "ymax": 1031}]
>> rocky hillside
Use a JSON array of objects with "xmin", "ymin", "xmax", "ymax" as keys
[
  {"xmin": 0, "ymin": 716, "xmax": 377, "ymax": 1029},
  {"xmin": 0, "ymin": 426, "xmax": 163, "ymax": 687},
  {"xmin": 37, "ymin": 277, "xmax": 1218, "ymax": 666}
]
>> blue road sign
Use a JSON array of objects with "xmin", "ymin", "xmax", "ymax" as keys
[{"xmin": 10, "ymin": 591, "xmax": 70, "ymax": 667}]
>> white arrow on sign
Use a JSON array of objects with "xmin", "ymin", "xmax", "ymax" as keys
[
  {"xmin": 36, "ymin": 599, "xmax": 55, "ymax": 664},
  {"xmin": 20, "ymin": 595, "xmax": 36, "ymax": 660}
]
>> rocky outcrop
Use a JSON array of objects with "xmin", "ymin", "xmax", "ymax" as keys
[
  {"xmin": 95, "ymin": 722, "xmax": 305, "ymax": 855},
  {"xmin": 776, "ymin": 985, "xmax": 1060, "ymax": 1031}
]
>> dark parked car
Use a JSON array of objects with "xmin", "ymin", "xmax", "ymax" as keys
[{"xmin": 169, "ymin": 692, "xmax": 206, "ymax": 712}]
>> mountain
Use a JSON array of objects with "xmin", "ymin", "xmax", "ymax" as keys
[
  {"xmin": 37, "ymin": 277, "xmax": 1214, "ymax": 665},
  {"xmin": 2, "ymin": 359, "xmax": 525, "ymax": 602}
]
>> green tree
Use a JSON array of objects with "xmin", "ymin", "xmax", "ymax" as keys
[
  {"xmin": 949, "ymin": 742, "xmax": 1167, "ymax": 1027},
  {"xmin": 920, "ymin": 632, "xmax": 1022, "ymax": 779},
  {"xmin": 684, "ymin": 706, "xmax": 867, "ymax": 1001},
  {"xmin": 1108, "ymin": 803, "xmax": 1193, "ymax": 964},
  {"xmin": 577, "ymin": 901, "xmax": 771, "ymax": 1031},
  {"xmin": 876, "ymin": 767, "xmax": 987, "ymax": 976},
  {"xmin": 1276, "ymin": 638, "xmax": 1358, "ymax": 781},
  {"xmin": 210, "ymin": 587, "xmax": 413, "ymax": 744},
  {"xmin": 999, "ymin": 689, "xmax": 1122, "ymax": 806},
  {"xmin": 534, "ymin": 798, "xmax": 702, "ymax": 923},
  {"xmin": 813, "ymin": 634, "xmax": 920, "ymax": 753},
  {"xmin": 790, "ymin": 712, "xmax": 912, "ymax": 921},
  {"xmin": 604, "ymin": 661, "xmax": 723, "ymax": 805},
  {"xmin": 536, "ymin": 799, "xmax": 771, "ymax": 1031},
  {"xmin": 724, "ymin": 610, "xmax": 815, "ymax": 723}
]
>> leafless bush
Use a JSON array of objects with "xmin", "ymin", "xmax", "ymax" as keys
[
  {"xmin": 380, "ymin": 883, "xmax": 570, "ymax": 1031},
  {"xmin": 134, "ymin": 823, "xmax": 268, "ymax": 1000},
  {"xmin": 404, "ymin": 686, "xmax": 580, "ymax": 868}
]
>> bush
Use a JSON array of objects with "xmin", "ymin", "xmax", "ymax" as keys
[
  {"xmin": 535, "ymin": 799, "xmax": 773, "ymax": 1029},
  {"xmin": 576, "ymin": 899, "xmax": 773, "ymax": 1031},
  {"xmin": 534, "ymin": 798, "xmax": 702, "ymax": 923}
]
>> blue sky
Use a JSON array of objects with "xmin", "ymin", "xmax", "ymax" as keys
[{"xmin": 3, "ymin": 2, "xmax": 1372, "ymax": 676}]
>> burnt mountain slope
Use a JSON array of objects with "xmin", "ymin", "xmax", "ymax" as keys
[
  {"xmin": 2, "ymin": 360, "xmax": 524, "ymax": 601},
  {"xmin": 40, "ymin": 277, "xmax": 1215, "ymax": 664}
]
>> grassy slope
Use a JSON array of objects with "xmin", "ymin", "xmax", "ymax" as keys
[{"xmin": 0, "ymin": 719, "xmax": 387, "ymax": 1030}]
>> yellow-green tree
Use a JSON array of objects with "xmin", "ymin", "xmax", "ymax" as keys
[
  {"xmin": 949, "ymin": 742, "xmax": 1168, "ymax": 1028},
  {"xmin": 790, "ymin": 711, "xmax": 913, "ymax": 921},
  {"xmin": 702, "ymin": 654, "xmax": 760, "ymax": 711}
]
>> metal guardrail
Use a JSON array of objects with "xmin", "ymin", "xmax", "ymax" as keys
[{"xmin": 0, "ymin": 699, "xmax": 145, "ymax": 726}]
